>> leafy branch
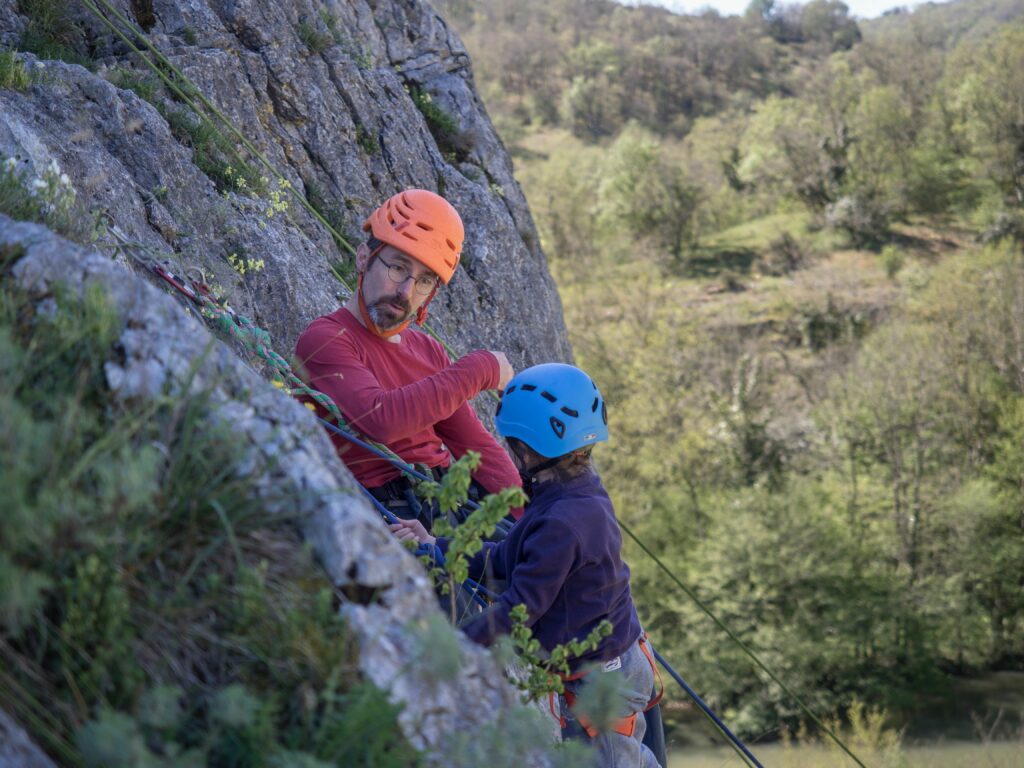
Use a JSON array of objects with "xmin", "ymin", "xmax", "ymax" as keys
[{"xmin": 507, "ymin": 605, "xmax": 612, "ymax": 702}]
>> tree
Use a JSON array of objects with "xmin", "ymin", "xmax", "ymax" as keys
[
  {"xmin": 799, "ymin": 0, "xmax": 862, "ymax": 51},
  {"xmin": 945, "ymin": 25, "xmax": 1024, "ymax": 208},
  {"xmin": 596, "ymin": 124, "xmax": 699, "ymax": 260}
]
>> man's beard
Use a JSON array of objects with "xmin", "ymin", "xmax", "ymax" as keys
[{"xmin": 367, "ymin": 294, "xmax": 414, "ymax": 330}]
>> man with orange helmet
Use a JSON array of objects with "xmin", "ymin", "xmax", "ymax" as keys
[{"xmin": 294, "ymin": 189, "xmax": 521, "ymax": 529}]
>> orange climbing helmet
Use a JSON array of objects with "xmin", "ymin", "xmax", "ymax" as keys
[{"xmin": 362, "ymin": 189, "xmax": 464, "ymax": 284}]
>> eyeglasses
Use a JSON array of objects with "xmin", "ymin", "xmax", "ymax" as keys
[{"xmin": 377, "ymin": 258, "xmax": 439, "ymax": 296}]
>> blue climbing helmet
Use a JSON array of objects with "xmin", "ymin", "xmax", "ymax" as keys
[{"xmin": 495, "ymin": 363, "xmax": 609, "ymax": 458}]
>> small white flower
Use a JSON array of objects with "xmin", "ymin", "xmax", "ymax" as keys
[
  {"xmin": 3, "ymin": 158, "xmax": 17, "ymax": 172},
  {"xmin": 59, "ymin": 173, "xmax": 70, "ymax": 186},
  {"xmin": 31, "ymin": 178, "xmax": 47, "ymax": 190},
  {"xmin": 48, "ymin": 159, "xmax": 60, "ymax": 174}
]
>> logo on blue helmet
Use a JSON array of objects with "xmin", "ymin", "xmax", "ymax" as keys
[{"xmin": 494, "ymin": 363, "xmax": 609, "ymax": 458}]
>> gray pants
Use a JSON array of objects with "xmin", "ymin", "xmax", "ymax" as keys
[{"xmin": 561, "ymin": 638, "xmax": 663, "ymax": 768}]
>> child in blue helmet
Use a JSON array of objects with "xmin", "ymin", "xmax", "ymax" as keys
[{"xmin": 391, "ymin": 363, "xmax": 662, "ymax": 768}]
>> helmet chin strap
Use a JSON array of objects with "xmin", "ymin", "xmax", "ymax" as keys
[{"xmin": 516, "ymin": 454, "xmax": 564, "ymax": 489}]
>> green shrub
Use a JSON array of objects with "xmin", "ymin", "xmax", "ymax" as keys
[
  {"xmin": 879, "ymin": 244, "xmax": 904, "ymax": 279},
  {"xmin": 106, "ymin": 66, "xmax": 163, "ymax": 103},
  {"xmin": 160, "ymin": 106, "xmax": 260, "ymax": 192},
  {"xmin": 297, "ymin": 21, "xmax": 333, "ymax": 54},
  {"xmin": 0, "ymin": 50, "xmax": 32, "ymax": 90},
  {"xmin": 0, "ymin": 155, "xmax": 89, "ymax": 240},
  {"xmin": 409, "ymin": 85, "xmax": 459, "ymax": 141},
  {"xmin": 356, "ymin": 124, "xmax": 380, "ymax": 155},
  {"xmin": 17, "ymin": 0, "xmax": 92, "ymax": 68}
]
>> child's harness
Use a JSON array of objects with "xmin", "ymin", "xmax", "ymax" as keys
[{"xmin": 550, "ymin": 634, "xmax": 664, "ymax": 739}]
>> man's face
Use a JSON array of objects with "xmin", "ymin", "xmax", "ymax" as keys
[{"xmin": 358, "ymin": 244, "xmax": 439, "ymax": 330}]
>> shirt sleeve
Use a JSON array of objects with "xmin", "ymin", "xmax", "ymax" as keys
[
  {"xmin": 434, "ymin": 400, "xmax": 524, "ymax": 517},
  {"xmin": 294, "ymin": 319, "xmax": 500, "ymax": 444},
  {"xmin": 461, "ymin": 518, "xmax": 578, "ymax": 647}
]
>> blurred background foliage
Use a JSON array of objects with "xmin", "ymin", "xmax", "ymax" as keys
[{"xmin": 438, "ymin": 0, "xmax": 1024, "ymax": 750}]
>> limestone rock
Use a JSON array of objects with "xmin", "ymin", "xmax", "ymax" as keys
[
  {"xmin": 0, "ymin": 0, "xmax": 571, "ymax": 369},
  {"xmin": 0, "ymin": 710, "xmax": 58, "ymax": 768},
  {"xmin": 0, "ymin": 216, "xmax": 556, "ymax": 766}
]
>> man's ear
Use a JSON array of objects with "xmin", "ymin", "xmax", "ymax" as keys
[{"xmin": 355, "ymin": 242, "xmax": 371, "ymax": 273}]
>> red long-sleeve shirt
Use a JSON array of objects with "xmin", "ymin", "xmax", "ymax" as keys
[{"xmin": 294, "ymin": 307, "xmax": 522, "ymax": 506}]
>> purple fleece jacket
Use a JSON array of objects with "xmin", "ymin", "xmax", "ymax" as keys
[{"xmin": 438, "ymin": 470, "xmax": 642, "ymax": 670}]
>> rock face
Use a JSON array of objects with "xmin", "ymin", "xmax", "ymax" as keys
[
  {"xmin": 0, "ymin": 710, "xmax": 58, "ymax": 768},
  {"xmin": 0, "ymin": 0, "xmax": 571, "ymax": 367},
  {"xmin": 0, "ymin": 0, "xmax": 571, "ymax": 763}
]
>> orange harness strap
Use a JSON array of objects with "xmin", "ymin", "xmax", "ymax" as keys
[
  {"xmin": 638, "ymin": 634, "xmax": 665, "ymax": 711},
  {"xmin": 551, "ymin": 634, "xmax": 663, "ymax": 740}
]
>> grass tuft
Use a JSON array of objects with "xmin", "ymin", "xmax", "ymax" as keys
[
  {"xmin": 297, "ymin": 21, "xmax": 333, "ymax": 54},
  {"xmin": 16, "ymin": 0, "xmax": 92, "ymax": 68},
  {"xmin": 409, "ymin": 85, "xmax": 458, "ymax": 138},
  {"xmin": 0, "ymin": 50, "xmax": 32, "ymax": 90}
]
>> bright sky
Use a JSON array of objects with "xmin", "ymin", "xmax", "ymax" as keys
[{"xmin": 626, "ymin": 0, "xmax": 950, "ymax": 19}]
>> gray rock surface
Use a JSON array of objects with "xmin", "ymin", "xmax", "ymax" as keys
[
  {"xmin": 0, "ymin": 0, "xmax": 571, "ymax": 368},
  {"xmin": 0, "ymin": 216, "xmax": 556, "ymax": 765},
  {"xmin": 0, "ymin": 0, "xmax": 24, "ymax": 49},
  {"xmin": 0, "ymin": 710, "xmax": 58, "ymax": 768}
]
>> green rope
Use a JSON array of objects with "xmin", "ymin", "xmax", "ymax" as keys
[
  {"xmin": 85, "ymin": 0, "xmax": 357, "ymax": 257},
  {"xmin": 618, "ymin": 519, "xmax": 868, "ymax": 768}
]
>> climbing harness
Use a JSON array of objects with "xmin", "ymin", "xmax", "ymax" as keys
[{"xmin": 549, "ymin": 634, "xmax": 664, "ymax": 740}]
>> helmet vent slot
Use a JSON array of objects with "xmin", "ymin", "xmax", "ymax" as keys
[
  {"xmin": 560, "ymin": 406, "xmax": 579, "ymax": 418},
  {"xmin": 592, "ymin": 397, "xmax": 599, "ymax": 412},
  {"xmin": 540, "ymin": 391, "xmax": 557, "ymax": 403},
  {"xmin": 416, "ymin": 222, "xmax": 434, "ymax": 231},
  {"xmin": 601, "ymin": 402, "xmax": 608, "ymax": 425},
  {"xmin": 549, "ymin": 417, "xmax": 566, "ymax": 439},
  {"xmin": 520, "ymin": 384, "xmax": 537, "ymax": 391},
  {"xmin": 505, "ymin": 385, "xmax": 517, "ymax": 395}
]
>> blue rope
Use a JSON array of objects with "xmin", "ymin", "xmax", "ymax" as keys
[
  {"xmin": 356, "ymin": 466, "xmax": 490, "ymax": 608},
  {"xmin": 359, "ymin": 484, "xmax": 400, "ymax": 524},
  {"xmin": 314, "ymin": 415, "xmax": 486, "ymax": 511},
  {"xmin": 650, "ymin": 646, "xmax": 764, "ymax": 768}
]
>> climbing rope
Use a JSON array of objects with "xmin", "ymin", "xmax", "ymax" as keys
[
  {"xmin": 620, "ymin": 520, "xmax": 867, "ymax": 768},
  {"xmin": 650, "ymin": 646, "xmax": 763, "ymax": 768},
  {"xmin": 73, "ymin": 4, "xmax": 867, "ymax": 759}
]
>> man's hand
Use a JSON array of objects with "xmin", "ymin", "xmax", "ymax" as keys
[
  {"xmin": 489, "ymin": 351, "xmax": 514, "ymax": 390},
  {"xmin": 389, "ymin": 519, "xmax": 436, "ymax": 546}
]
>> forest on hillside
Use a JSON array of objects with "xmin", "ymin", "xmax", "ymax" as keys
[{"xmin": 439, "ymin": 0, "xmax": 1024, "ymax": 745}]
